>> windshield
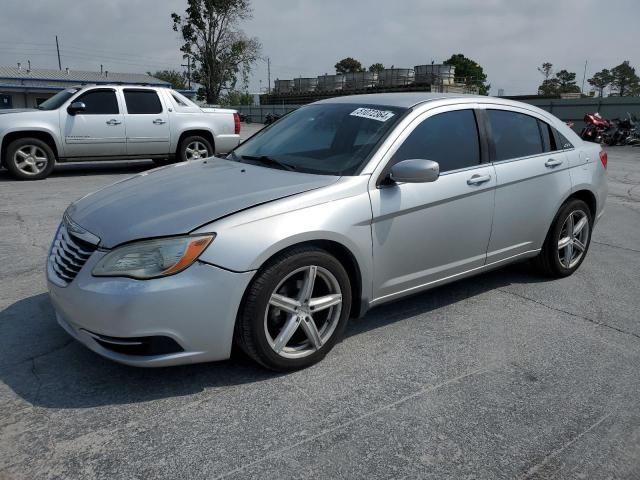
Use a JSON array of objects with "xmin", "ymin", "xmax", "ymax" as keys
[
  {"xmin": 232, "ymin": 103, "xmax": 406, "ymax": 175},
  {"xmin": 37, "ymin": 88, "xmax": 79, "ymax": 110}
]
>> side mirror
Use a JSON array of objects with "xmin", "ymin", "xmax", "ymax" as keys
[
  {"xmin": 67, "ymin": 101, "xmax": 86, "ymax": 115},
  {"xmin": 389, "ymin": 159, "xmax": 440, "ymax": 183}
]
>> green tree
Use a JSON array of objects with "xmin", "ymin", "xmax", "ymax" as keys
[
  {"xmin": 587, "ymin": 69, "xmax": 612, "ymax": 97},
  {"xmin": 220, "ymin": 90, "xmax": 253, "ymax": 105},
  {"xmin": 147, "ymin": 70, "xmax": 187, "ymax": 90},
  {"xmin": 443, "ymin": 53, "xmax": 490, "ymax": 95},
  {"xmin": 555, "ymin": 69, "xmax": 581, "ymax": 93},
  {"xmin": 171, "ymin": 0, "xmax": 261, "ymax": 104},
  {"xmin": 368, "ymin": 63, "xmax": 385, "ymax": 73},
  {"xmin": 537, "ymin": 62, "xmax": 553, "ymax": 81},
  {"xmin": 335, "ymin": 57, "xmax": 364, "ymax": 74},
  {"xmin": 610, "ymin": 61, "xmax": 640, "ymax": 96}
]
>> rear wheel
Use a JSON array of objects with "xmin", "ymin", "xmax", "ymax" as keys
[
  {"xmin": 5, "ymin": 137, "xmax": 56, "ymax": 180},
  {"xmin": 178, "ymin": 135, "xmax": 213, "ymax": 162},
  {"xmin": 533, "ymin": 199, "xmax": 592, "ymax": 277},
  {"xmin": 235, "ymin": 246, "xmax": 352, "ymax": 371}
]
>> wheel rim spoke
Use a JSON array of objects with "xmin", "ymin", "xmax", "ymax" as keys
[
  {"xmin": 299, "ymin": 266, "xmax": 317, "ymax": 303},
  {"xmin": 574, "ymin": 239, "xmax": 586, "ymax": 252},
  {"xmin": 300, "ymin": 316, "xmax": 322, "ymax": 350},
  {"xmin": 16, "ymin": 150, "xmax": 28, "ymax": 159},
  {"xmin": 558, "ymin": 236, "xmax": 571, "ymax": 250},
  {"xmin": 269, "ymin": 293, "xmax": 300, "ymax": 315},
  {"xmin": 573, "ymin": 216, "xmax": 587, "ymax": 236},
  {"xmin": 273, "ymin": 315, "xmax": 301, "ymax": 353},
  {"xmin": 309, "ymin": 294, "xmax": 342, "ymax": 313}
]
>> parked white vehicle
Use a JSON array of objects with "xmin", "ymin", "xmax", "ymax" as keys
[{"xmin": 0, "ymin": 85, "xmax": 241, "ymax": 179}]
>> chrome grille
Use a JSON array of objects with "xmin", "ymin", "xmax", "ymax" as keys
[{"xmin": 48, "ymin": 223, "xmax": 98, "ymax": 285}]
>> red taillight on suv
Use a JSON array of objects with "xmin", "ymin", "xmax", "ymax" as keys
[
  {"xmin": 599, "ymin": 149, "xmax": 608, "ymax": 169},
  {"xmin": 233, "ymin": 112, "xmax": 241, "ymax": 135}
]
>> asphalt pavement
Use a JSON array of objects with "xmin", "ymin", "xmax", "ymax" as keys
[{"xmin": 1, "ymin": 136, "xmax": 639, "ymax": 479}]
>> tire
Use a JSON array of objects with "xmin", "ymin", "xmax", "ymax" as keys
[
  {"xmin": 235, "ymin": 246, "xmax": 352, "ymax": 371},
  {"xmin": 5, "ymin": 137, "xmax": 56, "ymax": 180},
  {"xmin": 532, "ymin": 199, "xmax": 593, "ymax": 278},
  {"xmin": 177, "ymin": 135, "xmax": 213, "ymax": 162}
]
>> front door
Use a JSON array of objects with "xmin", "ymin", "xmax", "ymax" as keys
[
  {"xmin": 370, "ymin": 107, "xmax": 496, "ymax": 302},
  {"xmin": 122, "ymin": 88, "xmax": 170, "ymax": 155},
  {"xmin": 61, "ymin": 88, "xmax": 126, "ymax": 157}
]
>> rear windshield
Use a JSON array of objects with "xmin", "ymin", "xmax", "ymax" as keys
[{"xmin": 232, "ymin": 103, "xmax": 406, "ymax": 175}]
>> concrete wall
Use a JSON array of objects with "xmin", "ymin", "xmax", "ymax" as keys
[{"xmin": 230, "ymin": 97, "xmax": 640, "ymax": 132}]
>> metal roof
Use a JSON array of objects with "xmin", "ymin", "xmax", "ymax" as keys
[{"xmin": 0, "ymin": 65, "xmax": 170, "ymax": 86}]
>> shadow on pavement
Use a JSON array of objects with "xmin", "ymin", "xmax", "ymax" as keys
[
  {"xmin": 0, "ymin": 262, "xmax": 549, "ymax": 409},
  {"xmin": 0, "ymin": 160, "xmax": 155, "ymax": 181}
]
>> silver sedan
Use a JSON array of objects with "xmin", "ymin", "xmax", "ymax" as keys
[{"xmin": 47, "ymin": 93, "xmax": 607, "ymax": 371}]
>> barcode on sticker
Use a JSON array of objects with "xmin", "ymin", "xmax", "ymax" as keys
[{"xmin": 350, "ymin": 108, "xmax": 395, "ymax": 122}]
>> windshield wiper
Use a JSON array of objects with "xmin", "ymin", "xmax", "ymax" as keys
[{"xmin": 240, "ymin": 155, "xmax": 297, "ymax": 171}]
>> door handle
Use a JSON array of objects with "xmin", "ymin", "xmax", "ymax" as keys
[
  {"xmin": 467, "ymin": 174, "xmax": 492, "ymax": 185},
  {"xmin": 545, "ymin": 158, "xmax": 563, "ymax": 168},
  {"xmin": 105, "ymin": 119, "xmax": 121, "ymax": 125},
  {"xmin": 153, "ymin": 119, "xmax": 166, "ymax": 125}
]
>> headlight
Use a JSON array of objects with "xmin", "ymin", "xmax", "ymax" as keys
[{"xmin": 92, "ymin": 234, "xmax": 215, "ymax": 279}]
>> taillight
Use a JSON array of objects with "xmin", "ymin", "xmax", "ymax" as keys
[
  {"xmin": 599, "ymin": 150, "xmax": 608, "ymax": 169},
  {"xmin": 233, "ymin": 112, "xmax": 241, "ymax": 135}
]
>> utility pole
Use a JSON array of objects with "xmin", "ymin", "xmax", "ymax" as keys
[
  {"xmin": 267, "ymin": 57, "xmax": 271, "ymax": 93},
  {"xmin": 581, "ymin": 60, "xmax": 588, "ymax": 93},
  {"xmin": 181, "ymin": 55, "xmax": 192, "ymax": 89},
  {"xmin": 55, "ymin": 36, "xmax": 62, "ymax": 71}
]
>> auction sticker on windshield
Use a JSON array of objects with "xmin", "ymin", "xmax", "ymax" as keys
[{"xmin": 350, "ymin": 107, "xmax": 395, "ymax": 122}]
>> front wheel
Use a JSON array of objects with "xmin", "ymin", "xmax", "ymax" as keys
[
  {"xmin": 5, "ymin": 137, "xmax": 56, "ymax": 180},
  {"xmin": 235, "ymin": 247, "xmax": 352, "ymax": 371},
  {"xmin": 532, "ymin": 199, "xmax": 592, "ymax": 277},
  {"xmin": 178, "ymin": 135, "xmax": 213, "ymax": 162}
]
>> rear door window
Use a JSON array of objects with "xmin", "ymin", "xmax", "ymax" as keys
[
  {"xmin": 392, "ymin": 109, "xmax": 481, "ymax": 173},
  {"xmin": 487, "ymin": 109, "xmax": 544, "ymax": 161},
  {"xmin": 123, "ymin": 89, "xmax": 163, "ymax": 114}
]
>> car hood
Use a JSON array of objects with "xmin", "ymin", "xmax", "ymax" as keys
[{"xmin": 67, "ymin": 159, "xmax": 340, "ymax": 248}]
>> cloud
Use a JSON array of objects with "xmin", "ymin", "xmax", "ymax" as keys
[{"xmin": 1, "ymin": 0, "xmax": 638, "ymax": 96}]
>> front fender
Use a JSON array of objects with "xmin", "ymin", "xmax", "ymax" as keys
[{"xmin": 194, "ymin": 177, "xmax": 374, "ymax": 304}]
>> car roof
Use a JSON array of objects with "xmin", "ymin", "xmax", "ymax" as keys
[{"xmin": 313, "ymin": 92, "xmax": 536, "ymax": 110}]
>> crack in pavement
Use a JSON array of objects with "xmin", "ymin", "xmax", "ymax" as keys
[
  {"xmin": 212, "ymin": 366, "xmax": 494, "ymax": 480},
  {"xmin": 592, "ymin": 240, "xmax": 640, "ymax": 254},
  {"xmin": 0, "ymin": 339, "xmax": 74, "ymax": 370},
  {"xmin": 497, "ymin": 289, "xmax": 640, "ymax": 342},
  {"xmin": 519, "ymin": 411, "xmax": 614, "ymax": 479}
]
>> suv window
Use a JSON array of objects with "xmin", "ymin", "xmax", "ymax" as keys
[
  {"xmin": 392, "ymin": 109, "xmax": 481, "ymax": 173},
  {"xmin": 487, "ymin": 109, "xmax": 543, "ymax": 161},
  {"xmin": 124, "ymin": 90, "xmax": 163, "ymax": 114},
  {"xmin": 75, "ymin": 90, "xmax": 119, "ymax": 115}
]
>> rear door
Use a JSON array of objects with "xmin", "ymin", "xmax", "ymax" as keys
[
  {"xmin": 482, "ymin": 107, "xmax": 572, "ymax": 263},
  {"xmin": 62, "ymin": 88, "xmax": 126, "ymax": 157},
  {"xmin": 369, "ymin": 106, "xmax": 496, "ymax": 302},
  {"xmin": 122, "ymin": 88, "xmax": 170, "ymax": 155}
]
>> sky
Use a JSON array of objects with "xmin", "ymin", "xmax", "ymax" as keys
[{"xmin": 1, "ymin": 0, "xmax": 638, "ymax": 96}]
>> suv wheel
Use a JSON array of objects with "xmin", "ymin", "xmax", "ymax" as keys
[
  {"xmin": 5, "ymin": 138, "xmax": 56, "ymax": 180},
  {"xmin": 235, "ymin": 246, "xmax": 352, "ymax": 371},
  {"xmin": 178, "ymin": 136, "xmax": 213, "ymax": 162},
  {"xmin": 533, "ymin": 199, "xmax": 593, "ymax": 277}
]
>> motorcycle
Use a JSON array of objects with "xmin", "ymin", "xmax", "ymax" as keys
[
  {"xmin": 264, "ymin": 112, "xmax": 282, "ymax": 125},
  {"xmin": 604, "ymin": 113, "xmax": 639, "ymax": 146},
  {"xmin": 580, "ymin": 112, "xmax": 611, "ymax": 143},
  {"xmin": 238, "ymin": 112, "xmax": 251, "ymax": 124}
]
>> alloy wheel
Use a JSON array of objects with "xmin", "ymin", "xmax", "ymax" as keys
[
  {"xmin": 14, "ymin": 145, "xmax": 49, "ymax": 175},
  {"xmin": 185, "ymin": 141, "xmax": 209, "ymax": 160},
  {"xmin": 557, "ymin": 210, "xmax": 590, "ymax": 269},
  {"xmin": 264, "ymin": 265, "xmax": 343, "ymax": 359}
]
